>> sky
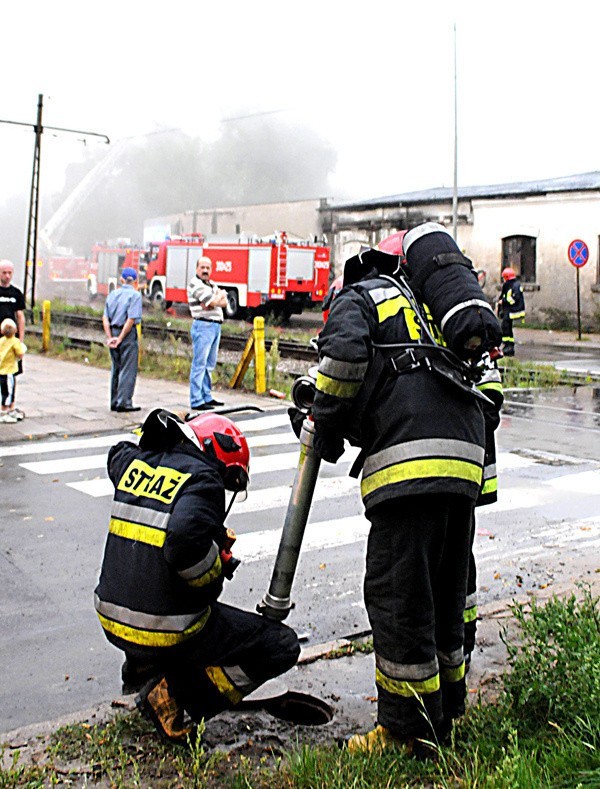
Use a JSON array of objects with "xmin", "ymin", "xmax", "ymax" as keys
[{"xmin": 2, "ymin": 0, "xmax": 600, "ymax": 210}]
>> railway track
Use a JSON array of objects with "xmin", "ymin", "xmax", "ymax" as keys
[
  {"xmin": 27, "ymin": 311, "xmax": 600, "ymax": 385},
  {"xmin": 28, "ymin": 311, "xmax": 319, "ymax": 362}
]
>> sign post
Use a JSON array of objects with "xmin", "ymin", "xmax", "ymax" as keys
[{"xmin": 567, "ymin": 239, "xmax": 589, "ymax": 340}]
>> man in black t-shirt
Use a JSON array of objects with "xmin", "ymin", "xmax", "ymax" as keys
[{"xmin": 0, "ymin": 260, "xmax": 26, "ymax": 418}]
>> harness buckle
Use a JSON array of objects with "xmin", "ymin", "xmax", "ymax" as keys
[{"xmin": 389, "ymin": 349, "xmax": 422, "ymax": 374}]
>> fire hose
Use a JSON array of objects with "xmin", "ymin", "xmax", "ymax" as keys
[{"xmin": 257, "ymin": 369, "xmax": 320, "ymax": 621}]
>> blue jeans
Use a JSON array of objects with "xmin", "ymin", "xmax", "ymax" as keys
[{"xmin": 190, "ymin": 319, "xmax": 221, "ymax": 408}]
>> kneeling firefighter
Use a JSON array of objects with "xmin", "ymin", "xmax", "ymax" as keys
[
  {"xmin": 311, "ymin": 222, "xmax": 501, "ymax": 755},
  {"xmin": 94, "ymin": 408, "xmax": 300, "ymax": 743}
]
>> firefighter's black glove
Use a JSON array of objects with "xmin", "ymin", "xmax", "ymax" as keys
[
  {"xmin": 287, "ymin": 407, "xmax": 306, "ymax": 440},
  {"xmin": 313, "ymin": 424, "xmax": 345, "ymax": 463},
  {"xmin": 221, "ymin": 553, "xmax": 241, "ymax": 580}
]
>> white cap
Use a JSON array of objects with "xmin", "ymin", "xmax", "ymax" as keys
[{"xmin": 402, "ymin": 223, "xmax": 451, "ymax": 255}]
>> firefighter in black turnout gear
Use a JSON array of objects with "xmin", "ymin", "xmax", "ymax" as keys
[
  {"xmin": 498, "ymin": 267, "xmax": 525, "ymax": 356},
  {"xmin": 94, "ymin": 409, "xmax": 299, "ymax": 743},
  {"xmin": 312, "ymin": 222, "xmax": 501, "ymax": 754},
  {"xmin": 465, "ymin": 360, "xmax": 504, "ymax": 664}
]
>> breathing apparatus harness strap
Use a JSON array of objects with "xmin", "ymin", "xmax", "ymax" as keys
[
  {"xmin": 347, "ymin": 273, "xmax": 490, "ymax": 480},
  {"xmin": 377, "ymin": 273, "xmax": 492, "ymax": 403}
]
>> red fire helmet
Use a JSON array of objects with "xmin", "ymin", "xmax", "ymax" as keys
[
  {"xmin": 501, "ymin": 267, "xmax": 516, "ymax": 281},
  {"xmin": 187, "ymin": 413, "xmax": 250, "ymax": 492},
  {"xmin": 377, "ymin": 230, "xmax": 407, "ymax": 257}
]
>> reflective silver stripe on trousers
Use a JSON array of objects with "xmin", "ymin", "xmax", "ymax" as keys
[
  {"xmin": 482, "ymin": 463, "xmax": 497, "ymax": 480},
  {"xmin": 111, "ymin": 501, "xmax": 170, "ymax": 530},
  {"xmin": 178, "ymin": 541, "xmax": 220, "ymax": 581},
  {"xmin": 318, "ymin": 356, "xmax": 368, "ymax": 380},
  {"xmin": 94, "ymin": 593, "xmax": 206, "ymax": 633},
  {"xmin": 367, "ymin": 285, "xmax": 403, "ymax": 306},
  {"xmin": 440, "ymin": 299, "xmax": 495, "ymax": 332},
  {"xmin": 437, "ymin": 648, "xmax": 464, "ymax": 668},
  {"xmin": 465, "ymin": 593, "xmax": 477, "ymax": 609},
  {"xmin": 376, "ymin": 653, "xmax": 439, "ymax": 680},
  {"xmin": 224, "ymin": 665, "xmax": 258, "ymax": 693},
  {"xmin": 363, "ymin": 438, "xmax": 484, "ymax": 477}
]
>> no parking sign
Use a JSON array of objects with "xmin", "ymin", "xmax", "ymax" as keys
[
  {"xmin": 567, "ymin": 239, "xmax": 588, "ymax": 339},
  {"xmin": 567, "ymin": 239, "xmax": 589, "ymax": 268}
]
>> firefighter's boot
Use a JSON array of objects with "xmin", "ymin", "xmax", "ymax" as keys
[
  {"xmin": 121, "ymin": 657, "xmax": 159, "ymax": 695},
  {"xmin": 136, "ymin": 677, "xmax": 193, "ymax": 745},
  {"xmin": 346, "ymin": 725, "xmax": 438, "ymax": 760},
  {"xmin": 346, "ymin": 725, "xmax": 410, "ymax": 754}
]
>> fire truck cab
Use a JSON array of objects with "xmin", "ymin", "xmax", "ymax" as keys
[
  {"xmin": 144, "ymin": 232, "xmax": 330, "ymax": 319},
  {"xmin": 88, "ymin": 241, "xmax": 146, "ymax": 299}
]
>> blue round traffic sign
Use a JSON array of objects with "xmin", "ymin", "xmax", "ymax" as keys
[{"xmin": 568, "ymin": 239, "xmax": 589, "ymax": 268}]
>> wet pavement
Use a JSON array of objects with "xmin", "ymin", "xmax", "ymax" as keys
[{"xmin": 1, "ymin": 330, "xmax": 599, "ymax": 752}]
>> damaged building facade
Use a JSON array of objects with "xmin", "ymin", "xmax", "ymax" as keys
[
  {"xmin": 322, "ymin": 172, "xmax": 600, "ymax": 325},
  {"xmin": 145, "ymin": 172, "xmax": 600, "ymax": 324}
]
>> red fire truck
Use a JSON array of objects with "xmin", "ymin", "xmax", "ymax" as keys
[
  {"xmin": 45, "ymin": 255, "xmax": 90, "ymax": 282},
  {"xmin": 87, "ymin": 241, "xmax": 147, "ymax": 299},
  {"xmin": 144, "ymin": 232, "xmax": 330, "ymax": 318},
  {"xmin": 37, "ymin": 254, "xmax": 91, "ymax": 298}
]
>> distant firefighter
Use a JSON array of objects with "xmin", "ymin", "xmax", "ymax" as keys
[{"xmin": 498, "ymin": 267, "xmax": 526, "ymax": 356}]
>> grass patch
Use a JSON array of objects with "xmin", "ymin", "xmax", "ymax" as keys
[
  {"xmin": 26, "ymin": 329, "xmax": 296, "ymax": 400},
  {"xmin": 2, "ymin": 588, "xmax": 597, "ymax": 787},
  {"xmin": 324, "ymin": 638, "xmax": 374, "ymax": 660},
  {"xmin": 499, "ymin": 358, "xmax": 564, "ymax": 388}
]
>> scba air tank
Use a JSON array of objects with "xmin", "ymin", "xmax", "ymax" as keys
[{"xmin": 402, "ymin": 223, "xmax": 502, "ymax": 360}]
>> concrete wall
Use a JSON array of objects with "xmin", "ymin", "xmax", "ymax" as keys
[
  {"xmin": 323, "ymin": 193, "xmax": 600, "ymax": 323},
  {"xmin": 464, "ymin": 192, "xmax": 600, "ymax": 321}
]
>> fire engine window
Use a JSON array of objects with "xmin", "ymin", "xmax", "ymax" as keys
[{"xmin": 501, "ymin": 235, "xmax": 536, "ymax": 283}]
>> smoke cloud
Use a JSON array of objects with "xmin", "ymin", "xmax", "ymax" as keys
[{"xmin": 44, "ymin": 117, "xmax": 337, "ymax": 254}]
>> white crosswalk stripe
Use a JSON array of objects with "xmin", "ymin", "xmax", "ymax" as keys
[{"xmin": 8, "ymin": 408, "xmax": 600, "ymax": 564}]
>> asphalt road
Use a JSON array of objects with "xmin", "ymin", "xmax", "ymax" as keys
[{"xmin": 1, "ymin": 388, "xmax": 599, "ymax": 733}]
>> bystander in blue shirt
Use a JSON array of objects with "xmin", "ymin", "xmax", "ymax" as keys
[{"xmin": 102, "ymin": 268, "xmax": 143, "ymax": 412}]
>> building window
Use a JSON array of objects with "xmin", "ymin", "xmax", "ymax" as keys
[{"xmin": 502, "ymin": 235, "xmax": 536, "ymax": 283}]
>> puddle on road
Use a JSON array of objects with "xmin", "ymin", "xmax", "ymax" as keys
[{"xmin": 503, "ymin": 385, "xmax": 600, "ymax": 430}]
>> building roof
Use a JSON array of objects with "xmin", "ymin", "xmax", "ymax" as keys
[{"xmin": 326, "ymin": 171, "xmax": 600, "ymax": 211}]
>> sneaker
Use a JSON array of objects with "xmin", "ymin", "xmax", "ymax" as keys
[
  {"xmin": 206, "ymin": 399, "xmax": 224, "ymax": 406},
  {"xmin": 0, "ymin": 412, "xmax": 18, "ymax": 423},
  {"xmin": 8, "ymin": 409, "xmax": 24, "ymax": 421},
  {"xmin": 136, "ymin": 677, "xmax": 193, "ymax": 744}
]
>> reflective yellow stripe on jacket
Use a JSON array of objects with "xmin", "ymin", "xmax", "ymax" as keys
[
  {"xmin": 178, "ymin": 541, "xmax": 222, "ymax": 588},
  {"xmin": 95, "ymin": 593, "xmax": 211, "ymax": 647},
  {"xmin": 316, "ymin": 356, "xmax": 368, "ymax": 399},
  {"xmin": 361, "ymin": 438, "xmax": 484, "ymax": 499},
  {"xmin": 109, "ymin": 501, "xmax": 170, "ymax": 547}
]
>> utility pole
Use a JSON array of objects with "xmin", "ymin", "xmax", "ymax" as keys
[
  {"xmin": 0, "ymin": 95, "xmax": 110, "ymax": 310},
  {"xmin": 24, "ymin": 95, "xmax": 43, "ymax": 311},
  {"xmin": 452, "ymin": 23, "xmax": 458, "ymax": 241}
]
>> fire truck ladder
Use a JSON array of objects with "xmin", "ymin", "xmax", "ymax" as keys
[{"xmin": 275, "ymin": 240, "xmax": 287, "ymax": 288}]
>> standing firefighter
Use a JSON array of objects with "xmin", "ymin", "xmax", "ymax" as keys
[
  {"xmin": 498, "ymin": 267, "xmax": 525, "ymax": 356},
  {"xmin": 312, "ymin": 222, "xmax": 501, "ymax": 755},
  {"xmin": 94, "ymin": 409, "xmax": 299, "ymax": 743},
  {"xmin": 464, "ymin": 360, "xmax": 504, "ymax": 666}
]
